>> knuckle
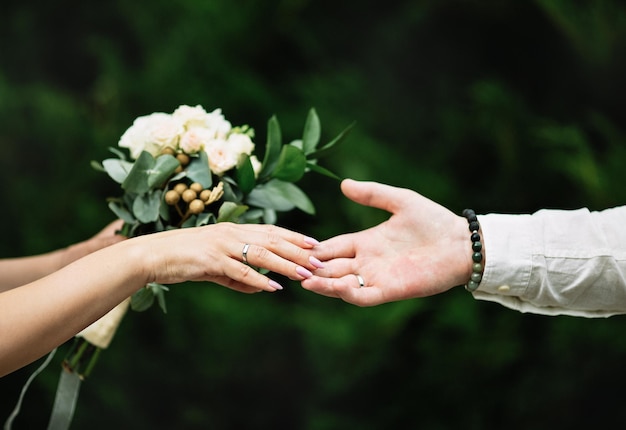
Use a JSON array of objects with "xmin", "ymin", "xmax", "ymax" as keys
[
  {"xmin": 239, "ymin": 263, "xmax": 254, "ymax": 280},
  {"xmin": 253, "ymin": 245, "xmax": 271, "ymax": 261},
  {"xmin": 264, "ymin": 226, "xmax": 281, "ymax": 246}
]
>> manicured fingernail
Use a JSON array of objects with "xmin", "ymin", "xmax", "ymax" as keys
[
  {"xmin": 296, "ymin": 266, "xmax": 313, "ymax": 278},
  {"xmin": 269, "ymin": 280, "xmax": 283, "ymax": 290},
  {"xmin": 309, "ymin": 256, "xmax": 325, "ymax": 269},
  {"xmin": 304, "ymin": 236, "xmax": 320, "ymax": 246}
]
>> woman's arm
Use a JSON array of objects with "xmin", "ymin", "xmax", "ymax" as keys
[
  {"xmin": 0, "ymin": 222, "xmax": 320, "ymax": 376},
  {"xmin": 0, "ymin": 221, "xmax": 124, "ymax": 292}
]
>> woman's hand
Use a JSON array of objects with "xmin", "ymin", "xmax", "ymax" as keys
[{"xmin": 138, "ymin": 222, "xmax": 323, "ymax": 293}]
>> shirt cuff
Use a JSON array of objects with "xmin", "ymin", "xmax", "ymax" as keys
[{"xmin": 470, "ymin": 213, "xmax": 543, "ymax": 314}]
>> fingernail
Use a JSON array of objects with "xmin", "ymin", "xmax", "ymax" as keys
[
  {"xmin": 269, "ymin": 279, "xmax": 283, "ymax": 290},
  {"xmin": 304, "ymin": 236, "xmax": 320, "ymax": 246},
  {"xmin": 296, "ymin": 266, "xmax": 313, "ymax": 279},
  {"xmin": 309, "ymin": 256, "xmax": 325, "ymax": 269}
]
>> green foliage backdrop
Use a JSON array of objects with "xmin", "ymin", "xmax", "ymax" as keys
[{"xmin": 2, "ymin": 0, "xmax": 626, "ymax": 428}]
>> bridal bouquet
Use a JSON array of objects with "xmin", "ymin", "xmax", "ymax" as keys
[{"xmin": 76, "ymin": 104, "xmax": 351, "ymax": 372}]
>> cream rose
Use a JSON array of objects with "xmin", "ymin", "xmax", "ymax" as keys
[
  {"xmin": 205, "ymin": 108, "xmax": 232, "ymax": 139},
  {"xmin": 227, "ymin": 132, "xmax": 255, "ymax": 156},
  {"xmin": 204, "ymin": 139, "xmax": 240, "ymax": 175},
  {"xmin": 179, "ymin": 127, "xmax": 214, "ymax": 154},
  {"xmin": 119, "ymin": 113, "xmax": 184, "ymax": 159},
  {"xmin": 173, "ymin": 104, "xmax": 210, "ymax": 129}
]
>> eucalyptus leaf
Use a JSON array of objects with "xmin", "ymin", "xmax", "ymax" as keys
[
  {"xmin": 239, "ymin": 208, "xmax": 265, "ymax": 223},
  {"xmin": 245, "ymin": 180, "xmax": 296, "ymax": 212},
  {"xmin": 302, "ymin": 108, "xmax": 321, "ymax": 155},
  {"xmin": 235, "ymin": 155, "xmax": 256, "ymax": 194},
  {"xmin": 133, "ymin": 190, "xmax": 162, "ymax": 223},
  {"xmin": 159, "ymin": 198, "xmax": 170, "ymax": 222},
  {"xmin": 122, "ymin": 151, "xmax": 154, "ymax": 194},
  {"xmin": 148, "ymin": 155, "xmax": 180, "ymax": 188},
  {"xmin": 181, "ymin": 215, "xmax": 198, "ymax": 228},
  {"xmin": 103, "ymin": 158, "xmax": 134, "ymax": 184},
  {"xmin": 220, "ymin": 179, "xmax": 242, "ymax": 204},
  {"xmin": 195, "ymin": 211, "xmax": 216, "ymax": 226},
  {"xmin": 151, "ymin": 283, "xmax": 169, "ymax": 314},
  {"xmin": 186, "ymin": 152, "xmax": 213, "ymax": 188},
  {"xmin": 281, "ymin": 182, "xmax": 315, "ymax": 214},
  {"xmin": 130, "ymin": 287, "xmax": 155, "ymax": 312},
  {"xmin": 262, "ymin": 208, "xmax": 277, "ymax": 224},
  {"xmin": 306, "ymin": 121, "xmax": 356, "ymax": 160},
  {"xmin": 259, "ymin": 115, "xmax": 282, "ymax": 179},
  {"xmin": 91, "ymin": 160, "xmax": 105, "ymax": 173},
  {"xmin": 108, "ymin": 146, "xmax": 128, "ymax": 160},
  {"xmin": 272, "ymin": 145, "xmax": 306, "ymax": 182},
  {"xmin": 108, "ymin": 201, "xmax": 136, "ymax": 223},
  {"xmin": 217, "ymin": 201, "xmax": 249, "ymax": 222}
]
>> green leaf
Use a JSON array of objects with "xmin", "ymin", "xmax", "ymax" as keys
[
  {"xmin": 148, "ymin": 154, "xmax": 180, "ymax": 188},
  {"xmin": 196, "ymin": 211, "xmax": 216, "ymax": 226},
  {"xmin": 186, "ymin": 151, "xmax": 213, "ymax": 188},
  {"xmin": 102, "ymin": 158, "xmax": 134, "ymax": 184},
  {"xmin": 130, "ymin": 283, "xmax": 169, "ymax": 313},
  {"xmin": 235, "ymin": 155, "xmax": 256, "ymax": 194},
  {"xmin": 108, "ymin": 146, "xmax": 128, "ymax": 160},
  {"xmin": 246, "ymin": 181, "xmax": 295, "ymax": 212},
  {"xmin": 132, "ymin": 190, "xmax": 162, "ymax": 223},
  {"xmin": 281, "ymin": 182, "xmax": 315, "ymax": 214},
  {"xmin": 272, "ymin": 145, "xmax": 306, "ymax": 182},
  {"xmin": 258, "ymin": 115, "xmax": 282, "ymax": 179},
  {"xmin": 152, "ymin": 283, "xmax": 169, "ymax": 313},
  {"xmin": 306, "ymin": 161, "xmax": 342, "ymax": 180},
  {"xmin": 91, "ymin": 160, "xmax": 105, "ymax": 173},
  {"xmin": 217, "ymin": 201, "xmax": 249, "ymax": 222},
  {"xmin": 181, "ymin": 215, "xmax": 198, "ymax": 228},
  {"xmin": 246, "ymin": 179, "xmax": 315, "ymax": 214},
  {"xmin": 122, "ymin": 152, "xmax": 180, "ymax": 194},
  {"xmin": 302, "ymin": 108, "xmax": 321, "ymax": 155},
  {"xmin": 130, "ymin": 287, "xmax": 155, "ymax": 312},
  {"xmin": 306, "ymin": 121, "xmax": 356, "ymax": 160},
  {"xmin": 122, "ymin": 151, "xmax": 154, "ymax": 194},
  {"xmin": 108, "ymin": 201, "xmax": 136, "ymax": 223}
]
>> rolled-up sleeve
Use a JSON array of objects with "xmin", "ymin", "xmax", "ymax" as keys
[{"xmin": 473, "ymin": 206, "xmax": 626, "ymax": 317}]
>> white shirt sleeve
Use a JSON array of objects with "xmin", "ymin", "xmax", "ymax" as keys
[{"xmin": 473, "ymin": 206, "xmax": 626, "ymax": 317}]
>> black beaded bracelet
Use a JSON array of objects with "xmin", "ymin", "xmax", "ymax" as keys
[{"xmin": 462, "ymin": 209, "xmax": 484, "ymax": 292}]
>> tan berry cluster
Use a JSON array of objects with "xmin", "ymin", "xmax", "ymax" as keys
[{"xmin": 165, "ymin": 181, "xmax": 224, "ymax": 223}]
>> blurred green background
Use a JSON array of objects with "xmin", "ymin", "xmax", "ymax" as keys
[{"xmin": 2, "ymin": 0, "xmax": 626, "ymax": 428}]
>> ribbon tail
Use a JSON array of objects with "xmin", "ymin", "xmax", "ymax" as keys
[
  {"xmin": 4, "ymin": 348, "xmax": 57, "ymax": 430},
  {"xmin": 46, "ymin": 369, "xmax": 82, "ymax": 430}
]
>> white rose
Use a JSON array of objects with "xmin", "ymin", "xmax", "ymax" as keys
[
  {"xmin": 205, "ymin": 139, "xmax": 239, "ymax": 176},
  {"xmin": 173, "ymin": 105, "xmax": 209, "ymax": 129},
  {"xmin": 179, "ymin": 127, "xmax": 214, "ymax": 154},
  {"xmin": 227, "ymin": 132, "xmax": 255, "ymax": 156},
  {"xmin": 119, "ymin": 113, "xmax": 184, "ymax": 159},
  {"xmin": 206, "ymin": 108, "xmax": 232, "ymax": 139}
]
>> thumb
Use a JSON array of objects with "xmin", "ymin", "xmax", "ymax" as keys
[{"xmin": 340, "ymin": 179, "xmax": 410, "ymax": 214}]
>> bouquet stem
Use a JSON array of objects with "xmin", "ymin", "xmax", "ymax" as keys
[{"xmin": 63, "ymin": 338, "xmax": 101, "ymax": 380}]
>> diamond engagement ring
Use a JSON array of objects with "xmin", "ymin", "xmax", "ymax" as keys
[{"xmin": 242, "ymin": 243, "xmax": 250, "ymax": 265}]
